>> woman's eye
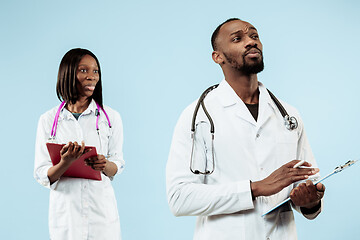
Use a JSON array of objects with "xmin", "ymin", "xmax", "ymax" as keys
[
  {"xmin": 80, "ymin": 69, "xmax": 87, "ymax": 73},
  {"xmin": 94, "ymin": 70, "xmax": 99, "ymax": 73}
]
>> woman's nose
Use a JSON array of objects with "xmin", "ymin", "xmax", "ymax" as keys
[{"xmin": 86, "ymin": 72, "xmax": 96, "ymax": 80}]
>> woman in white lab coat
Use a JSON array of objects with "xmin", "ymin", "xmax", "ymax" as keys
[{"xmin": 34, "ymin": 48, "xmax": 125, "ymax": 240}]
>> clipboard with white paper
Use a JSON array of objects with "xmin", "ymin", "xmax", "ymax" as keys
[{"xmin": 262, "ymin": 160, "xmax": 358, "ymax": 217}]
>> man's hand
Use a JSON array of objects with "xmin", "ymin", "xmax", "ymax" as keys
[
  {"xmin": 251, "ymin": 160, "xmax": 319, "ymax": 198},
  {"xmin": 290, "ymin": 180, "xmax": 325, "ymax": 209}
]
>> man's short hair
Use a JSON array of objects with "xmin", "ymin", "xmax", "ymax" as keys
[{"xmin": 211, "ymin": 18, "xmax": 241, "ymax": 51}]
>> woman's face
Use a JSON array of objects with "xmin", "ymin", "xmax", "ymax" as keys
[{"xmin": 76, "ymin": 54, "xmax": 100, "ymax": 99}]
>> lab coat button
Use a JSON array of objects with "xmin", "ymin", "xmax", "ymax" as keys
[{"xmin": 256, "ymin": 134, "xmax": 260, "ymax": 138}]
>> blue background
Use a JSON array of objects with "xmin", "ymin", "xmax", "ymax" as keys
[{"xmin": 1, "ymin": 0, "xmax": 360, "ymax": 239}]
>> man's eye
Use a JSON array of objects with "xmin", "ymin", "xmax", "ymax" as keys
[
  {"xmin": 232, "ymin": 37, "xmax": 241, "ymax": 42},
  {"xmin": 251, "ymin": 35, "xmax": 259, "ymax": 40}
]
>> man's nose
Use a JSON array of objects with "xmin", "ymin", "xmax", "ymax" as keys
[{"xmin": 244, "ymin": 36, "xmax": 257, "ymax": 49}]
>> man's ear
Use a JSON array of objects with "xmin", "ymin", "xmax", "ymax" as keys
[{"xmin": 212, "ymin": 51, "xmax": 224, "ymax": 65}]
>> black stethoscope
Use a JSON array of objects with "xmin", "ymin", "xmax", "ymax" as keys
[{"xmin": 190, "ymin": 84, "xmax": 298, "ymax": 175}]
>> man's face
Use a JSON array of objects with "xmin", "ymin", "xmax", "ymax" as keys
[{"xmin": 215, "ymin": 20, "xmax": 264, "ymax": 75}]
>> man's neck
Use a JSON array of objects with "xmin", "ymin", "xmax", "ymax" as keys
[
  {"xmin": 223, "ymin": 71, "xmax": 259, "ymax": 104},
  {"xmin": 66, "ymin": 97, "xmax": 91, "ymax": 113}
]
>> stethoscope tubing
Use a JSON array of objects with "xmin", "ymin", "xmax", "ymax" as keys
[
  {"xmin": 50, "ymin": 100, "xmax": 111, "ymax": 140},
  {"xmin": 50, "ymin": 101, "xmax": 66, "ymax": 138},
  {"xmin": 190, "ymin": 84, "xmax": 298, "ymax": 175},
  {"xmin": 191, "ymin": 84, "xmax": 219, "ymax": 134},
  {"xmin": 95, "ymin": 102, "xmax": 112, "ymax": 130}
]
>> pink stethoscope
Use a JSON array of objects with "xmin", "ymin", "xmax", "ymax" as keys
[{"xmin": 48, "ymin": 100, "xmax": 112, "ymax": 149}]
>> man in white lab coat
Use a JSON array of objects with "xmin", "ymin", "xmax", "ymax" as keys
[{"xmin": 166, "ymin": 18, "xmax": 325, "ymax": 240}]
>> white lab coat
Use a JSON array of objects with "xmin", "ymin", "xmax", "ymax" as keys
[
  {"xmin": 34, "ymin": 99, "xmax": 124, "ymax": 240},
  {"xmin": 166, "ymin": 80, "xmax": 321, "ymax": 240}
]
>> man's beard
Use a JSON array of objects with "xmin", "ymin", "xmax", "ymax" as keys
[{"xmin": 223, "ymin": 51, "xmax": 264, "ymax": 75}]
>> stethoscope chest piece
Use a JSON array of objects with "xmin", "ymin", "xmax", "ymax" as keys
[{"xmin": 284, "ymin": 115, "xmax": 298, "ymax": 130}]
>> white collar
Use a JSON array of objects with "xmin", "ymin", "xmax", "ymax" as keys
[
  {"xmin": 59, "ymin": 99, "xmax": 98, "ymax": 120},
  {"xmin": 214, "ymin": 79, "xmax": 278, "ymax": 126},
  {"xmin": 216, "ymin": 79, "xmax": 276, "ymax": 109}
]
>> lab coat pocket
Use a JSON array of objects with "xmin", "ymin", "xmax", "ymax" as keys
[
  {"xmin": 103, "ymin": 184, "xmax": 119, "ymax": 222},
  {"xmin": 275, "ymin": 132, "xmax": 298, "ymax": 163},
  {"xmin": 205, "ymin": 214, "xmax": 245, "ymax": 239},
  {"xmin": 49, "ymin": 190, "xmax": 67, "ymax": 228},
  {"xmin": 279, "ymin": 210, "xmax": 296, "ymax": 234}
]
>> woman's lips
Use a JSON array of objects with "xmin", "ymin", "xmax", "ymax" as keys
[{"xmin": 85, "ymin": 85, "xmax": 95, "ymax": 91}]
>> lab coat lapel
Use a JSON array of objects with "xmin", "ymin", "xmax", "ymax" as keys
[
  {"xmin": 217, "ymin": 80, "xmax": 257, "ymax": 126},
  {"xmin": 256, "ymin": 83, "xmax": 276, "ymax": 130},
  {"xmin": 82, "ymin": 99, "xmax": 97, "ymax": 116},
  {"xmin": 234, "ymin": 100, "xmax": 257, "ymax": 126},
  {"xmin": 58, "ymin": 99, "xmax": 97, "ymax": 123}
]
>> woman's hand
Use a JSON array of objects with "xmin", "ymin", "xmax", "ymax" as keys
[
  {"xmin": 85, "ymin": 154, "xmax": 107, "ymax": 171},
  {"xmin": 48, "ymin": 141, "xmax": 86, "ymax": 184},
  {"xmin": 60, "ymin": 141, "xmax": 86, "ymax": 164},
  {"xmin": 85, "ymin": 155, "xmax": 118, "ymax": 177}
]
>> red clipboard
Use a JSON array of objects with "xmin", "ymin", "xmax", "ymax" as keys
[{"xmin": 46, "ymin": 143, "xmax": 102, "ymax": 181}]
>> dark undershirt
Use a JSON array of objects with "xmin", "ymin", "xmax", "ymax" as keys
[
  {"xmin": 245, "ymin": 103, "xmax": 259, "ymax": 121},
  {"xmin": 72, "ymin": 112, "xmax": 81, "ymax": 120}
]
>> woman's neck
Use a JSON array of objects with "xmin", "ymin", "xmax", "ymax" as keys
[{"xmin": 66, "ymin": 97, "xmax": 91, "ymax": 113}]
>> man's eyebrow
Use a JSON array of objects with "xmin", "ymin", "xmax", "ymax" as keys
[
  {"xmin": 230, "ymin": 30, "xmax": 243, "ymax": 36},
  {"xmin": 249, "ymin": 26, "xmax": 257, "ymax": 31},
  {"xmin": 229, "ymin": 27, "xmax": 257, "ymax": 36}
]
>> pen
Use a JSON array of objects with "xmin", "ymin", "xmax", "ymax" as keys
[
  {"xmin": 262, "ymin": 160, "xmax": 358, "ymax": 217},
  {"xmin": 293, "ymin": 160, "xmax": 305, "ymax": 169}
]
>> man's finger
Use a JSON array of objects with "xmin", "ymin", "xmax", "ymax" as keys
[
  {"xmin": 291, "ymin": 168, "xmax": 319, "ymax": 176},
  {"xmin": 316, "ymin": 183, "xmax": 325, "ymax": 192}
]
